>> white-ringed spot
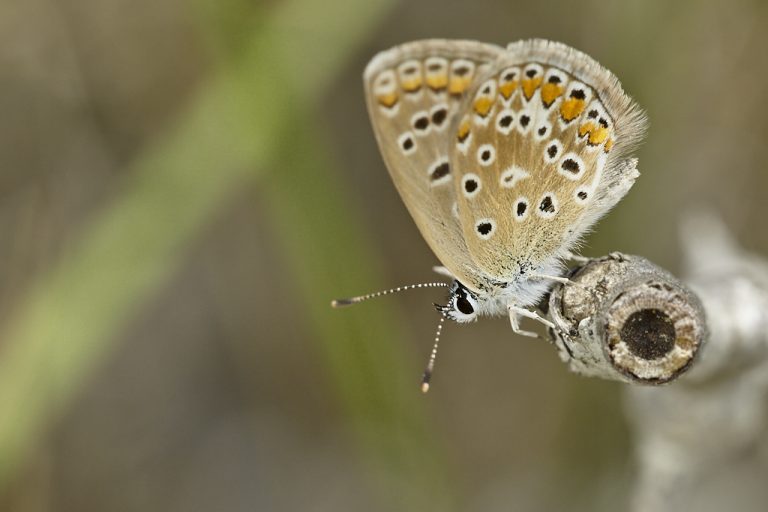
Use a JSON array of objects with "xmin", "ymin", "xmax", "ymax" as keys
[
  {"xmin": 523, "ymin": 63, "xmax": 543, "ymax": 78},
  {"xmin": 558, "ymin": 80, "xmax": 592, "ymax": 127},
  {"xmin": 428, "ymin": 158, "xmax": 451, "ymax": 186},
  {"xmin": 448, "ymin": 59, "xmax": 475, "ymax": 96},
  {"xmin": 540, "ymin": 68, "xmax": 567, "ymax": 108},
  {"xmin": 471, "ymin": 79, "xmax": 496, "ymax": 125},
  {"xmin": 373, "ymin": 69, "xmax": 396, "ymax": 95},
  {"xmin": 558, "ymin": 152, "xmax": 586, "ymax": 180},
  {"xmin": 521, "ymin": 64, "xmax": 544, "ymax": 102},
  {"xmin": 397, "ymin": 132, "xmax": 417, "ymax": 155},
  {"xmin": 543, "ymin": 139, "xmax": 562, "ymax": 164},
  {"xmin": 537, "ymin": 193, "xmax": 558, "ymax": 219},
  {"xmin": 497, "ymin": 66, "xmax": 520, "ymax": 103},
  {"xmin": 430, "ymin": 103, "xmax": 450, "ymax": 131},
  {"xmin": 397, "ymin": 60, "xmax": 423, "ymax": 100},
  {"xmin": 495, "ymin": 109, "xmax": 515, "ymax": 135},
  {"xmin": 424, "ymin": 57, "xmax": 449, "ymax": 93},
  {"xmin": 534, "ymin": 120, "xmax": 552, "ymax": 141},
  {"xmin": 411, "ymin": 111, "xmax": 431, "ymax": 135},
  {"xmin": 574, "ymin": 186, "xmax": 591, "ymax": 204},
  {"xmin": 516, "ymin": 108, "xmax": 533, "ymax": 135},
  {"xmin": 475, "ymin": 218, "xmax": 496, "ymax": 240},
  {"xmin": 513, "ymin": 197, "xmax": 530, "ymax": 221},
  {"xmin": 477, "ymin": 144, "xmax": 496, "ymax": 166},
  {"xmin": 500, "ymin": 166, "xmax": 530, "ymax": 188},
  {"xmin": 462, "ymin": 173, "xmax": 482, "ymax": 199}
]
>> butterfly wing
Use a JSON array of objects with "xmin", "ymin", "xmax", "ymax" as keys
[
  {"xmin": 450, "ymin": 39, "xmax": 647, "ymax": 281},
  {"xmin": 364, "ymin": 40, "xmax": 504, "ymax": 291}
]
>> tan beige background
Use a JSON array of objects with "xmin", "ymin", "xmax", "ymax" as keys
[{"xmin": 0, "ymin": 0, "xmax": 766, "ymax": 510}]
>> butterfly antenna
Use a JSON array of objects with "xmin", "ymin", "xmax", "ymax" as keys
[
  {"xmin": 421, "ymin": 313, "xmax": 447, "ymax": 393},
  {"xmin": 331, "ymin": 282, "xmax": 450, "ymax": 308}
]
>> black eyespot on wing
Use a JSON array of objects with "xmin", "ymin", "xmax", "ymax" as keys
[
  {"xmin": 500, "ymin": 115, "xmax": 513, "ymax": 127},
  {"xmin": 503, "ymin": 71, "xmax": 516, "ymax": 81},
  {"xmin": 525, "ymin": 69, "xmax": 537, "ymax": 78},
  {"xmin": 454, "ymin": 66, "xmax": 470, "ymax": 77},
  {"xmin": 430, "ymin": 162, "xmax": 450, "ymax": 181},
  {"xmin": 481, "ymin": 149, "xmax": 491, "ymax": 162},
  {"xmin": 570, "ymin": 89, "xmax": 586, "ymax": 100},
  {"xmin": 547, "ymin": 144, "xmax": 558, "ymax": 158},
  {"xmin": 520, "ymin": 115, "xmax": 530, "ymax": 127},
  {"xmin": 414, "ymin": 116, "xmax": 429, "ymax": 131},
  {"xmin": 464, "ymin": 179, "xmax": 478, "ymax": 193},
  {"xmin": 402, "ymin": 137, "xmax": 414, "ymax": 151},
  {"xmin": 540, "ymin": 196, "xmax": 555, "ymax": 213},
  {"xmin": 538, "ymin": 126, "xmax": 547, "ymax": 136},
  {"xmin": 516, "ymin": 201, "xmax": 527, "ymax": 216},
  {"xmin": 577, "ymin": 190, "xmax": 588, "ymax": 200},
  {"xmin": 431, "ymin": 108, "xmax": 448, "ymax": 126},
  {"xmin": 588, "ymin": 109, "xmax": 599, "ymax": 118},
  {"xmin": 598, "ymin": 117, "xmax": 609, "ymax": 128},
  {"xmin": 477, "ymin": 222, "xmax": 493, "ymax": 235},
  {"xmin": 561, "ymin": 158, "xmax": 580, "ymax": 174},
  {"xmin": 547, "ymin": 75, "xmax": 562, "ymax": 84}
]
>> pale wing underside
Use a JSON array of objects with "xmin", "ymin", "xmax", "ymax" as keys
[
  {"xmin": 364, "ymin": 40, "xmax": 504, "ymax": 290},
  {"xmin": 451, "ymin": 39, "xmax": 647, "ymax": 280}
]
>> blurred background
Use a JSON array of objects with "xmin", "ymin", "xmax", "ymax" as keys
[{"xmin": 0, "ymin": 0, "xmax": 766, "ymax": 510}]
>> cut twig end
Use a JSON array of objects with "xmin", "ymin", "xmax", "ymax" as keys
[{"xmin": 548, "ymin": 253, "xmax": 707, "ymax": 385}]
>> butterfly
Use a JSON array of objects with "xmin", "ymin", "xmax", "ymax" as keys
[{"xmin": 333, "ymin": 39, "xmax": 647, "ymax": 391}]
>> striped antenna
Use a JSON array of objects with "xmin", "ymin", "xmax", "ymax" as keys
[
  {"xmin": 331, "ymin": 282, "xmax": 450, "ymax": 308},
  {"xmin": 421, "ymin": 313, "xmax": 447, "ymax": 393}
]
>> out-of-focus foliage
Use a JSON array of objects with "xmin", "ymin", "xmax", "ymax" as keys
[{"xmin": 0, "ymin": 0, "xmax": 766, "ymax": 510}]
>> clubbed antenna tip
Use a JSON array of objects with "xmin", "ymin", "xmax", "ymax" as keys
[
  {"xmin": 331, "ymin": 282, "xmax": 450, "ymax": 309},
  {"xmin": 330, "ymin": 298, "xmax": 354, "ymax": 308},
  {"xmin": 420, "ymin": 314, "xmax": 446, "ymax": 393}
]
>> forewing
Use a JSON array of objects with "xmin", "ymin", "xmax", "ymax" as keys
[
  {"xmin": 451, "ymin": 39, "xmax": 647, "ymax": 280},
  {"xmin": 364, "ymin": 40, "xmax": 504, "ymax": 290}
]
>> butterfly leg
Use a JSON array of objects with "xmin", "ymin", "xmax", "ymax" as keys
[
  {"xmin": 564, "ymin": 250, "xmax": 590, "ymax": 264},
  {"xmin": 507, "ymin": 305, "xmax": 540, "ymax": 338},
  {"xmin": 508, "ymin": 304, "xmax": 555, "ymax": 334}
]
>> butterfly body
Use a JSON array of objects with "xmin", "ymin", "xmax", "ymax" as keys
[{"xmin": 362, "ymin": 39, "xmax": 646, "ymax": 331}]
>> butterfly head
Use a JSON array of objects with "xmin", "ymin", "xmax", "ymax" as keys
[{"xmin": 436, "ymin": 280, "xmax": 480, "ymax": 323}]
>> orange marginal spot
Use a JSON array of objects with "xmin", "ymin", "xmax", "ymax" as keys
[
  {"xmin": 540, "ymin": 83, "xmax": 564, "ymax": 107},
  {"xmin": 588, "ymin": 127, "xmax": 609, "ymax": 145},
  {"xmin": 498, "ymin": 80, "xmax": 518, "ymax": 99},
  {"xmin": 449, "ymin": 77, "xmax": 471, "ymax": 95},
  {"xmin": 377, "ymin": 92, "xmax": 398, "ymax": 108},
  {"xmin": 401, "ymin": 77, "xmax": 422, "ymax": 93},
  {"xmin": 457, "ymin": 120, "xmax": 470, "ymax": 142},
  {"xmin": 560, "ymin": 98, "xmax": 585, "ymax": 122},
  {"xmin": 604, "ymin": 138, "xmax": 614, "ymax": 152},
  {"xmin": 578, "ymin": 121, "xmax": 596, "ymax": 138},
  {"xmin": 521, "ymin": 77, "xmax": 543, "ymax": 100},
  {"xmin": 473, "ymin": 97, "xmax": 493, "ymax": 117},
  {"xmin": 426, "ymin": 74, "xmax": 448, "ymax": 92}
]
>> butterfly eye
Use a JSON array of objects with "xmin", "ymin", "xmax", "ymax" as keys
[
  {"xmin": 447, "ymin": 285, "xmax": 478, "ymax": 322},
  {"xmin": 456, "ymin": 296, "xmax": 474, "ymax": 315}
]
